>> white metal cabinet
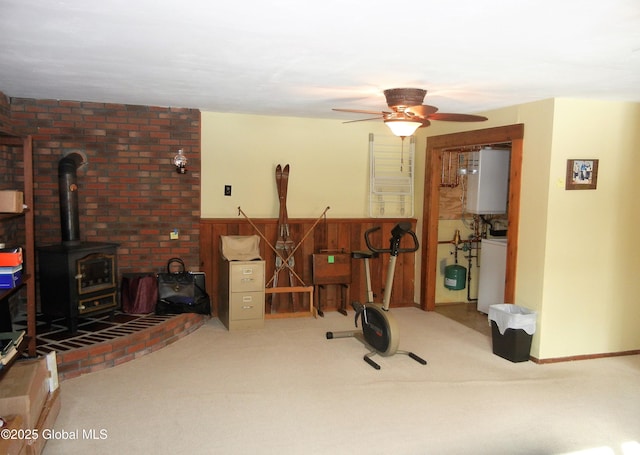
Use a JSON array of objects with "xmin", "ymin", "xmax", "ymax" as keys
[
  {"xmin": 477, "ymin": 238, "xmax": 507, "ymax": 314},
  {"xmin": 466, "ymin": 148, "xmax": 510, "ymax": 214}
]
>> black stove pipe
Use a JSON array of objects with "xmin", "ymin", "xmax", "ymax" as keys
[{"xmin": 58, "ymin": 152, "xmax": 87, "ymax": 246}]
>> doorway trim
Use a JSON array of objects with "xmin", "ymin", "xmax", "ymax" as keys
[{"xmin": 420, "ymin": 124, "xmax": 524, "ymax": 310}]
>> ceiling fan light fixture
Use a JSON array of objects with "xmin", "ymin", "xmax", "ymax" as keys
[
  {"xmin": 384, "ymin": 118, "xmax": 422, "ymax": 137},
  {"xmin": 333, "ymin": 87, "xmax": 486, "ymax": 135}
]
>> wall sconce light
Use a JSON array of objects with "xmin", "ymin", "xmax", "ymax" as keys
[{"xmin": 173, "ymin": 149, "xmax": 188, "ymax": 174}]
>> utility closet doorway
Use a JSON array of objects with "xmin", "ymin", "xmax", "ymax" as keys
[{"xmin": 420, "ymin": 124, "xmax": 525, "ymax": 311}]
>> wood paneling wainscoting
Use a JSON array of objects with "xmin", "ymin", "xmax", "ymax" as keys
[{"xmin": 200, "ymin": 218, "xmax": 418, "ymax": 317}]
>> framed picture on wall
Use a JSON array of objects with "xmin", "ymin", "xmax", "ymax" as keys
[{"xmin": 566, "ymin": 159, "xmax": 599, "ymax": 190}]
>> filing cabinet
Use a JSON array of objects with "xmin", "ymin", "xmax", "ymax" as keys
[{"xmin": 219, "ymin": 260, "xmax": 265, "ymax": 330}]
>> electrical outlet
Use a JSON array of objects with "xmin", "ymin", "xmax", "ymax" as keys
[{"xmin": 224, "ymin": 185, "xmax": 232, "ymax": 196}]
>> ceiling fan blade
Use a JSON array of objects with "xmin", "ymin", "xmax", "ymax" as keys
[
  {"xmin": 428, "ymin": 113, "xmax": 488, "ymax": 122},
  {"xmin": 332, "ymin": 88, "xmax": 489, "ymax": 130},
  {"xmin": 332, "ymin": 108, "xmax": 387, "ymax": 115},
  {"xmin": 405, "ymin": 104, "xmax": 439, "ymax": 118},
  {"xmin": 343, "ymin": 116, "xmax": 384, "ymax": 123}
]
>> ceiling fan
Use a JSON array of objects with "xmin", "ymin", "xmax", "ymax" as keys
[{"xmin": 333, "ymin": 88, "xmax": 488, "ymax": 137}]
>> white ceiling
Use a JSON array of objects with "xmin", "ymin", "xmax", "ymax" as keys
[{"xmin": 1, "ymin": 0, "xmax": 638, "ymax": 121}]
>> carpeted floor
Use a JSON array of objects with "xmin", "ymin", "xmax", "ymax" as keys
[{"xmin": 44, "ymin": 308, "xmax": 640, "ymax": 455}]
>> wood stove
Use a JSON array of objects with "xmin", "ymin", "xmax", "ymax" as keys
[
  {"xmin": 38, "ymin": 242, "xmax": 119, "ymax": 333},
  {"xmin": 37, "ymin": 152, "xmax": 119, "ymax": 333}
]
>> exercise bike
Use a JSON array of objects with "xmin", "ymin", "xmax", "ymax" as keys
[{"xmin": 326, "ymin": 222, "xmax": 427, "ymax": 370}]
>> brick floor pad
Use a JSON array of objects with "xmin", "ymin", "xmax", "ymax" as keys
[{"xmin": 12, "ymin": 311, "xmax": 207, "ymax": 380}]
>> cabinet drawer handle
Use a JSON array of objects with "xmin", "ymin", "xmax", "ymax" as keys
[
  {"xmin": 242, "ymin": 305, "xmax": 254, "ymax": 310},
  {"xmin": 242, "ymin": 269, "xmax": 253, "ymax": 275},
  {"xmin": 240, "ymin": 278, "xmax": 254, "ymax": 283},
  {"xmin": 242, "ymin": 296, "xmax": 253, "ymax": 302}
]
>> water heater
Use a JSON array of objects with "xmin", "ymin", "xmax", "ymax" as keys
[{"xmin": 466, "ymin": 148, "xmax": 510, "ymax": 214}]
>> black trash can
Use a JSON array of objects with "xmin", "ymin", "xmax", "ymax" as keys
[{"xmin": 488, "ymin": 304, "xmax": 537, "ymax": 363}]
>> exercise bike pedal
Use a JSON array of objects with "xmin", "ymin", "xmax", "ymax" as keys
[
  {"xmin": 364, "ymin": 355, "xmax": 381, "ymax": 370},
  {"xmin": 408, "ymin": 352, "xmax": 427, "ymax": 365}
]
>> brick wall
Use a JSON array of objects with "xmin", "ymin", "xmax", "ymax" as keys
[{"xmin": 6, "ymin": 95, "xmax": 201, "ymax": 276}]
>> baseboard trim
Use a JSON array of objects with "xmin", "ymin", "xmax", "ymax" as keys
[{"xmin": 531, "ymin": 349, "xmax": 640, "ymax": 364}]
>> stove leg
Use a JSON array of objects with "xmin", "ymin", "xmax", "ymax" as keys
[
  {"xmin": 43, "ymin": 314, "xmax": 53, "ymax": 332},
  {"xmin": 67, "ymin": 316, "xmax": 78, "ymax": 334}
]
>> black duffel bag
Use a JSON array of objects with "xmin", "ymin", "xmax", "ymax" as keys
[{"xmin": 156, "ymin": 258, "xmax": 210, "ymax": 315}]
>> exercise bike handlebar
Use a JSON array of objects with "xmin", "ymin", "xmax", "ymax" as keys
[{"xmin": 364, "ymin": 222, "xmax": 420, "ymax": 256}]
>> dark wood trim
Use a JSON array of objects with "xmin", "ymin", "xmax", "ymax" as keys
[
  {"xmin": 421, "ymin": 124, "xmax": 525, "ymax": 311},
  {"xmin": 504, "ymin": 134, "xmax": 524, "ymax": 303},
  {"xmin": 200, "ymin": 218, "xmax": 418, "ymax": 316},
  {"xmin": 23, "ymin": 135, "xmax": 35, "ymax": 356},
  {"xmin": 532, "ymin": 349, "xmax": 640, "ymax": 364}
]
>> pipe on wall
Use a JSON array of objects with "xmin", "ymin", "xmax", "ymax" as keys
[{"xmin": 58, "ymin": 152, "xmax": 87, "ymax": 246}]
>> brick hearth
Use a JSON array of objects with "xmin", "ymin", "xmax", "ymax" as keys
[
  {"xmin": 13, "ymin": 311, "xmax": 207, "ymax": 381},
  {"xmin": 55, "ymin": 313, "xmax": 206, "ymax": 381}
]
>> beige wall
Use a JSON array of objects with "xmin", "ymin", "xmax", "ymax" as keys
[
  {"xmin": 418, "ymin": 98, "xmax": 640, "ymax": 359},
  {"xmin": 201, "ymin": 98, "xmax": 640, "ymax": 360},
  {"xmin": 201, "ymin": 111, "xmax": 392, "ymax": 219},
  {"xmin": 539, "ymin": 99, "xmax": 640, "ymax": 358}
]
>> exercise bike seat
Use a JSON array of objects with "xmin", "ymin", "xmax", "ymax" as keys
[{"xmin": 351, "ymin": 250, "xmax": 379, "ymax": 260}]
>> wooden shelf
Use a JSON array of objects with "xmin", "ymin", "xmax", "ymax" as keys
[
  {"xmin": 0, "ymin": 279, "xmax": 28, "ymax": 302},
  {"xmin": 0, "ymin": 212, "xmax": 26, "ymax": 220},
  {"xmin": 0, "ymin": 131, "xmax": 36, "ymax": 357},
  {"xmin": 0, "ymin": 336, "xmax": 30, "ymax": 381},
  {"xmin": 0, "ymin": 207, "xmax": 29, "ymax": 219}
]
